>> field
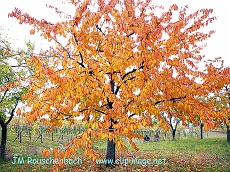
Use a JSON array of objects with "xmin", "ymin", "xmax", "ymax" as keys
[{"xmin": 0, "ymin": 124, "xmax": 229, "ymax": 172}]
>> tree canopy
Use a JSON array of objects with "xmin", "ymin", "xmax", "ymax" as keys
[
  {"xmin": 0, "ymin": 31, "xmax": 34, "ymax": 158},
  {"xmin": 0, "ymin": 34, "xmax": 33, "ymax": 123},
  {"xmin": 8, "ymin": 0, "xmax": 230, "ymax": 169}
]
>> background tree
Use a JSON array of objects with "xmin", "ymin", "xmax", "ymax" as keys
[
  {"xmin": 169, "ymin": 115, "xmax": 181, "ymax": 141},
  {"xmin": 200, "ymin": 120, "xmax": 204, "ymax": 139},
  {"xmin": 9, "ymin": 0, "xmax": 229, "ymax": 169},
  {"xmin": 160, "ymin": 111, "xmax": 182, "ymax": 140},
  {"xmin": 225, "ymin": 84, "xmax": 230, "ymax": 143},
  {"xmin": 208, "ymin": 82, "xmax": 230, "ymax": 143},
  {"xmin": 193, "ymin": 105, "xmax": 207, "ymax": 139},
  {"xmin": 0, "ymin": 33, "xmax": 33, "ymax": 159}
]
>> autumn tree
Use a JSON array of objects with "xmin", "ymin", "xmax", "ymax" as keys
[
  {"xmin": 160, "ymin": 111, "xmax": 181, "ymax": 140},
  {"xmin": 207, "ymin": 81, "xmax": 230, "ymax": 143},
  {"xmin": 0, "ymin": 33, "xmax": 33, "ymax": 159},
  {"xmin": 219, "ymin": 83, "xmax": 230, "ymax": 143},
  {"xmin": 9, "ymin": 0, "xmax": 230, "ymax": 169},
  {"xmin": 224, "ymin": 84, "xmax": 230, "ymax": 143}
]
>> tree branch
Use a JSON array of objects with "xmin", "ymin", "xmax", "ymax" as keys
[
  {"xmin": 124, "ymin": 76, "xmax": 136, "ymax": 83},
  {"xmin": 53, "ymin": 38, "xmax": 74, "ymax": 60},
  {"xmin": 110, "ymin": 79, "xmax": 115, "ymax": 94},
  {"xmin": 126, "ymin": 32, "xmax": 135, "ymax": 37},
  {"xmin": 95, "ymin": 109, "xmax": 106, "ymax": 115},
  {"xmin": 155, "ymin": 96, "xmax": 186, "ymax": 105},
  {"xmin": 96, "ymin": 40, "xmax": 104, "ymax": 52},
  {"xmin": 175, "ymin": 118, "xmax": 181, "ymax": 129},
  {"xmin": 122, "ymin": 68, "xmax": 137, "ymax": 80},
  {"xmin": 125, "ymin": 98, "xmax": 134, "ymax": 109},
  {"xmin": 107, "ymin": 97, "xmax": 113, "ymax": 109},
  {"xmin": 114, "ymin": 85, "xmax": 120, "ymax": 95},
  {"xmin": 121, "ymin": 63, "xmax": 144, "ymax": 81},
  {"xmin": 96, "ymin": 25, "xmax": 105, "ymax": 36},
  {"xmin": 6, "ymin": 98, "xmax": 19, "ymax": 125},
  {"xmin": 0, "ymin": 88, "xmax": 9, "ymax": 104},
  {"xmin": 79, "ymin": 108, "xmax": 88, "ymax": 113},
  {"xmin": 169, "ymin": 112, "xmax": 173, "ymax": 129},
  {"xmin": 128, "ymin": 113, "xmax": 136, "ymax": 118},
  {"xmin": 77, "ymin": 52, "xmax": 85, "ymax": 68}
]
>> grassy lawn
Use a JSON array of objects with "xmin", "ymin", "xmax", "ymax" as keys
[{"xmin": 0, "ymin": 129, "xmax": 229, "ymax": 172}]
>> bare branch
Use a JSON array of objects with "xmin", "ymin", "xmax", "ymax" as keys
[
  {"xmin": 53, "ymin": 38, "xmax": 74, "ymax": 60},
  {"xmin": 6, "ymin": 98, "xmax": 19, "ymax": 125},
  {"xmin": 0, "ymin": 88, "xmax": 9, "ymax": 104}
]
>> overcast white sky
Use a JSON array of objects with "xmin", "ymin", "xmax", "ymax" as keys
[{"xmin": 0, "ymin": 0, "xmax": 229, "ymax": 68}]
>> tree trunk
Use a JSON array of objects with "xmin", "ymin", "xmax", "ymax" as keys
[
  {"xmin": 200, "ymin": 122, "xmax": 204, "ymax": 139},
  {"xmin": 227, "ymin": 125, "xmax": 230, "ymax": 143},
  {"xmin": 0, "ymin": 123, "xmax": 7, "ymax": 159},
  {"xmin": 0, "ymin": 99, "xmax": 18, "ymax": 160},
  {"xmin": 172, "ymin": 129, "xmax": 176, "ymax": 141},
  {"xmin": 106, "ymin": 126, "xmax": 115, "ymax": 167}
]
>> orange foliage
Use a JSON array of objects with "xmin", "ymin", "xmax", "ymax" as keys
[{"xmin": 9, "ymin": 0, "xmax": 230, "ymax": 170}]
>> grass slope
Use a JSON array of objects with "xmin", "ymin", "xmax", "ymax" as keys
[{"xmin": 0, "ymin": 129, "xmax": 229, "ymax": 172}]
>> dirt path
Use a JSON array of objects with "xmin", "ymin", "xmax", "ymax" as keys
[{"xmin": 205, "ymin": 131, "xmax": 227, "ymax": 138}]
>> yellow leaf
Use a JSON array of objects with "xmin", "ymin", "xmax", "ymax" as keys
[{"xmin": 123, "ymin": 128, "xmax": 128, "ymax": 134}]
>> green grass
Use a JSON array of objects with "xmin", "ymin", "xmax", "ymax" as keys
[{"xmin": 0, "ymin": 129, "xmax": 229, "ymax": 172}]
